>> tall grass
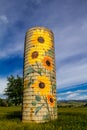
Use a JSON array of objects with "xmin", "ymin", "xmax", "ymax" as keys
[{"xmin": 0, "ymin": 106, "xmax": 87, "ymax": 130}]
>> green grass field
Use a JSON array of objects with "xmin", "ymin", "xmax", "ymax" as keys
[{"xmin": 0, "ymin": 106, "xmax": 87, "ymax": 130}]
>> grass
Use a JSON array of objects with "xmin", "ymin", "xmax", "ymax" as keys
[{"xmin": 0, "ymin": 106, "xmax": 87, "ymax": 130}]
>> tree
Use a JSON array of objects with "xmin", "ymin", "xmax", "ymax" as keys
[{"xmin": 4, "ymin": 75, "xmax": 23, "ymax": 106}]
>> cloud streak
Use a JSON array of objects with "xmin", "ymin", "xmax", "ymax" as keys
[
  {"xmin": 0, "ymin": 15, "xmax": 8, "ymax": 24},
  {"xmin": 58, "ymin": 89, "xmax": 87, "ymax": 100},
  {"xmin": 0, "ymin": 77, "xmax": 7, "ymax": 94},
  {"xmin": 54, "ymin": 17, "xmax": 87, "ymax": 89}
]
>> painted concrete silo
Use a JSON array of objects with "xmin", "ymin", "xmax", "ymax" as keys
[{"xmin": 22, "ymin": 27, "xmax": 57, "ymax": 123}]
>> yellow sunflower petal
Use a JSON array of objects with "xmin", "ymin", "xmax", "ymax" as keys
[
  {"xmin": 47, "ymin": 95, "xmax": 55, "ymax": 107},
  {"xmin": 42, "ymin": 56, "xmax": 53, "ymax": 70},
  {"xmin": 32, "ymin": 75, "xmax": 51, "ymax": 96},
  {"xmin": 29, "ymin": 30, "xmax": 53, "ymax": 51},
  {"xmin": 28, "ymin": 47, "xmax": 44, "ymax": 65}
]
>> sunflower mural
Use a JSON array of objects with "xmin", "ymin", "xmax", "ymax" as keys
[
  {"xmin": 32, "ymin": 75, "xmax": 51, "ymax": 96},
  {"xmin": 29, "ymin": 29, "xmax": 52, "ymax": 51},
  {"xmin": 43, "ymin": 56, "xmax": 53, "ymax": 70},
  {"xmin": 22, "ymin": 27, "xmax": 57, "ymax": 123},
  {"xmin": 28, "ymin": 47, "xmax": 44, "ymax": 65}
]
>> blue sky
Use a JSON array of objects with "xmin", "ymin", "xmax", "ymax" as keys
[{"xmin": 0, "ymin": 0, "xmax": 87, "ymax": 100}]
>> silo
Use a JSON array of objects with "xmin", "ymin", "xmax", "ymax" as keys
[{"xmin": 22, "ymin": 27, "xmax": 57, "ymax": 123}]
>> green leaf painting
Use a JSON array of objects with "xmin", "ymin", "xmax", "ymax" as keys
[
  {"xmin": 35, "ymin": 95, "xmax": 41, "ymax": 102},
  {"xmin": 28, "ymin": 77, "xmax": 34, "ymax": 88},
  {"xmin": 31, "ymin": 101, "xmax": 37, "ymax": 106},
  {"xmin": 24, "ymin": 66, "xmax": 34, "ymax": 77},
  {"xmin": 52, "ymin": 84, "xmax": 56, "ymax": 90},
  {"xmin": 28, "ymin": 81, "xmax": 31, "ymax": 88},
  {"xmin": 46, "ymin": 49, "xmax": 54, "ymax": 56},
  {"xmin": 35, "ymin": 104, "xmax": 44, "ymax": 115}
]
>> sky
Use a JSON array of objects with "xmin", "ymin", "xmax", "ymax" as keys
[{"xmin": 0, "ymin": 0, "xmax": 87, "ymax": 100}]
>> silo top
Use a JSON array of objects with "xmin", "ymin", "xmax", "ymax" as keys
[{"xmin": 26, "ymin": 26, "xmax": 54, "ymax": 36}]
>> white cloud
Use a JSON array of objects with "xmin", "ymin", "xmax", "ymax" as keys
[
  {"xmin": 57, "ymin": 62, "xmax": 87, "ymax": 88},
  {"xmin": 54, "ymin": 18, "xmax": 87, "ymax": 89},
  {"xmin": 0, "ymin": 15, "xmax": 8, "ymax": 24},
  {"xmin": 0, "ymin": 69, "xmax": 22, "ymax": 95},
  {"xmin": 66, "ymin": 93, "xmax": 87, "ymax": 100},
  {"xmin": 59, "ymin": 91, "xmax": 73, "ymax": 96},
  {"xmin": 59, "ymin": 90, "xmax": 87, "ymax": 100},
  {"xmin": 0, "ymin": 33, "xmax": 24, "ymax": 59},
  {"xmin": 0, "ymin": 42, "xmax": 24, "ymax": 59},
  {"xmin": 66, "ymin": 92, "xmax": 79, "ymax": 99},
  {"xmin": 75, "ymin": 90, "xmax": 87, "ymax": 93},
  {"xmin": 54, "ymin": 19, "xmax": 87, "ymax": 62},
  {"xmin": 0, "ymin": 77, "xmax": 7, "ymax": 94}
]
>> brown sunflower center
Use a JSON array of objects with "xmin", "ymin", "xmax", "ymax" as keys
[
  {"xmin": 32, "ymin": 51, "xmax": 38, "ymax": 59},
  {"xmin": 38, "ymin": 36, "xmax": 44, "ymax": 43},
  {"xmin": 46, "ymin": 60, "xmax": 51, "ymax": 66},
  {"xmin": 50, "ymin": 98, "xmax": 54, "ymax": 103},
  {"xmin": 39, "ymin": 82, "xmax": 45, "ymax": 89}
]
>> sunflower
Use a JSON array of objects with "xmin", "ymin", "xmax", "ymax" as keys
[
  {"xmin": 47, "ymin": 95, "xmax": 55, "ymax": 107},
  {"xmin": 32, "ymin": 75, "xmax": 51, "ymax": 96},
  {"xmin": 28, "ymin": 47, "xmax": 44, "ymax": 65},
  {"xmin": 29, "ymin": 29, "xmax": 52, "ymax": 50},
  {"xmin": 43, "ymin": 56, "xmax": 53, "ymax": 70}
]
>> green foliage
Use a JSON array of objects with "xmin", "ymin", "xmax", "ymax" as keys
[
  {"xmin": 28, "ymin": 77, "xmax": 34, "ymax": 88},
  {"xmin": 46, "ymin": 49, "xmax": 54, "ymax": 56},
  {"xmin": 0, "ymin": 106, "xmax": 87, "ymax": 130},
  {"xmin": 4, "ymin": 75, "xmax": 23, "ymax": 106},
  {"xmin": 35, "ymin": 95, "xmax": 41, "ymax": 102},
  {"xmin": 52, "ymin": 84, "xmax": 56, "ymax": 90},
  {"xmin": 35, "ymin": 104, "xmax": 44, "ymax": 115},
  {"xmin": 31, "ymin": 101, "xmax": 37, "ymax": 106},
  {"xmin": 24, "ymin": 66, "xmax": 34, "ymax": 78},
  {"xmin": 0, "ymin": 99, "xmax": 8, "ymax": 107}
]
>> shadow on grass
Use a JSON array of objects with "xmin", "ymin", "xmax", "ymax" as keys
[{"xmin": 6, "ymin": 111, "xmax": 22, "ymax": 120}]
